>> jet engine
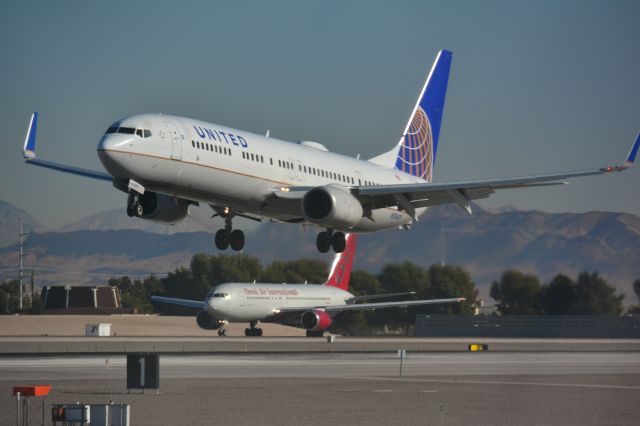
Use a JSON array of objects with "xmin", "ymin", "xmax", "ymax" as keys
[
  {"xmin": 301, "ymin": 185, "xmax": 363, "ymax": 229},
  {"xmin": 301, "ymin": 309, "xmax": 333, "ymax": 331},
  {"xmin": 137, "ymin": 191, "xmax": 189, "ymax": 223},
  {"xmin": 196, "ymin": 310, "xmax": 222, "ymax": 330}
]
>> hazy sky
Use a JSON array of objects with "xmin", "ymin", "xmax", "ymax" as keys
[{"xmin": 1, "ymin": 0, "xmax": 639, "ymax": 229}]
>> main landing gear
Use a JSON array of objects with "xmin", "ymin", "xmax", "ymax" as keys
[
  {"xmin": 213, "ymin": 207, "xmax": 245, "ymax": 251},
  {"xmin": 245, "ymin": 321, "xmax": 263, "ymax": 336},
  {"xmin": 316, "ymin": 230, "xmax": 346, "ymax": 253}
]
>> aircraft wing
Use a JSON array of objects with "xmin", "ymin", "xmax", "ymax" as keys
[
  {"xmin": 274, "ymin": 296, "xmax": 465, "ymax": 316},
  {"xmin": 273, "ymin": 134, "xmax": 639, "ymax": 216},
  {"xmin": 346, "ymin": 291, "xmax": 416, "ymax": 303},
  {"xmin": 149, "ymin": 295, "xmax": 206, "ymax": 309},
  {"xmin": 22, "ymin": 112, "xmax": 113, "ymax": 181}
]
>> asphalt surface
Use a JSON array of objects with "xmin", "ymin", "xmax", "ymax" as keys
[
  {"xmin": 2, "ymin": 352, "xmax": 639, "ymax": 425},
  {"xmin": 3, "ymin": 336, "xmax": 640, "ymax": 355}
]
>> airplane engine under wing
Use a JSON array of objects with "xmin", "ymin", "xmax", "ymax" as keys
[
  {"xmin": 196, "ymin": 310, "xmax": 222, "ymax": 330},
  {"xmin": 302, "ymin": 185, "xmax": 363, "ymax": 229},
  {"xmin": 138, "ymin": 192, "xmax": 189, "ymax": 223},
  {"xmin": 301, "ymin": 309, "xmax": 332, "ymax": 331}
]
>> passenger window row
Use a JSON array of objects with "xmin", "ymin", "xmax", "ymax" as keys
[
  {"xmin": 192, "ymin": 140, "xmax": 231, "ymax": 156},
  {"xmin": 105, "ymin": 126, "xmax": 151, "ymax": 138},
  {"xmin": 190, "ymin": 142, "xmax": 380, "ymax": 186},
  {"xmin": 242, "ymin": 151, "xmax": 264, "ymax": 163},
  {"xmin": 299, "ymin": 163, "xmax": 355, "ymax": 185}
]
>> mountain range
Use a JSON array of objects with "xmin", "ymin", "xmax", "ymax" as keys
[{"xmin": 1, "ymin": 200, "xmax": 638, "ymax": 301}]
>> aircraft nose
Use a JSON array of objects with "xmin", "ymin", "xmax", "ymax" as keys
[
  {"xmin": 98, "ymin": 134, "xmax": 126, "ymax": 152},
  {"xmin": 97, "ymin": 134, "xmax": 132, "ymax": 178}
]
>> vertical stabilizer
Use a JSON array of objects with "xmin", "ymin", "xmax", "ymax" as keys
[
  {"xmin": 369, "ymin": 50, "xmax": 452, "ymax": 182},
  {"xmin": 324, "ymin": 234, "xmax": 358, "ymax": 290}
]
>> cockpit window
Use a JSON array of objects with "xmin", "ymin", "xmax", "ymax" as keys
[
  {"xmin": 212, "ymin": 293, "xmax": 229, "ymax": 298},
  {"xmin": 105, "ymin": 126, "xmax": 152, "ymax": 138},
  {"xmin": 117, "ymin": 127, "xmax": 136, "ymax": 135}
]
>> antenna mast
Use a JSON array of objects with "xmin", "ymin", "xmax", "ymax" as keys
[{"xmin": 18, "ymin": 221, "xmax": 27, "ymax": 311}]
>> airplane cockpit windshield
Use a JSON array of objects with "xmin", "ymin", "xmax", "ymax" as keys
[{"xmin": 105, "ymin": 126, "xmax": 152, "ymax": 138}]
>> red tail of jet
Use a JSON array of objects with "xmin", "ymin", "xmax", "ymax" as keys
[{"xmin": 324, "ymin": 233, "xmax": 358, "ymax": 290}]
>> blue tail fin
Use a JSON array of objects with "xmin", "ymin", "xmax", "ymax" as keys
[{"xmin": 394, "ymin": 50, "xmax": 452, "ymax": 182}]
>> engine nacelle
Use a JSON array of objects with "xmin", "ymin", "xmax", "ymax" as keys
[
  {"xmin": 196, "ymin": 310, "xmax": 222, "ymax": 330},
  {"xmin": 301, "ymin": 309, "xmax": 333, "ymax": 331},
  {"xmin": 301, "ymin": 185, "xmax": 363, "ymax": 229},
  {"xmin": 138, "ymin": 192, "xmax": 189, "ymax": 223}
]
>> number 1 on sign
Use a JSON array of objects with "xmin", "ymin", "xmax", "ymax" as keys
[{"xmin": 139, "ymin": 357, "xmax": 145, "ymax": 387}]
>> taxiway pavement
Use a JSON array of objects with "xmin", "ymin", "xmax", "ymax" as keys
[{"xmin": 1, "ymin": 352, "xmax": 639, "ymax": 425}]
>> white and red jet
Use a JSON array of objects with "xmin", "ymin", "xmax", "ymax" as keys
[{"xmin": 151, "ymin": 234, "xmax": 464, "ymax": 337}]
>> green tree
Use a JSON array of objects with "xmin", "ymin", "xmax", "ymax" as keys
[
  {"xmin": 372, "ymin": 262, "xmax": 431, "ymax": 333},
  {"xmin": 348, "ymin": 270, "xmax": 382, "ymax": 296},
  {"xmin": 628, "ymin": 279, "xmax": 640, "ymax": 315},
  {"xmin": 260, "ymin": 259, "xmax": 327, "ymax": 284},
  {"xmin": 490, "ymin": 270, "xmax": 543, "ymax": 314},
  {"xmin": 428, "ymin": 264, "xmax": 478, "ymax": 314},
  {"xmin": 541, "ymin": 274, "xmax": 575, "ymax": 314},
  {"xmin": 0, "ymin": 280, "xmax": 20, "ymax": 314},
  {"xmin": 331, "ymin": 270, "xmax": 380, "ymax": 336},
  {"xmin": 209, "ymin": 254, "xmax": 263, "ymax": 285},
  {"xmin": 572, "ymin": 271, "xmax": 623, "ymax": 315}
]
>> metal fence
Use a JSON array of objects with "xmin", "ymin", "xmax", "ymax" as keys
[{"xmin": 415, "ymin": 314, "xmax": 640, "ymax": 338}]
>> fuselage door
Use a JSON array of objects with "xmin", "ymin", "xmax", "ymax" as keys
[{"xmin": 165, "ymin": 121, "xmax": 182, "ymax": 160}]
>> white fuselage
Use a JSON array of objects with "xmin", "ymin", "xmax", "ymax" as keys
[
  {"xmin": 205, "ymin": 283, "xmax": 353, "ymax": 322},
  {"xmin": 97, "ymin": 113, "xmax": 427, "ymax": 231}
]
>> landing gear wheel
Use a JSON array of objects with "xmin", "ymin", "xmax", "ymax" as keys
[
  {"xmin": 316, "ymin": 231, "xmax": 331, "ymax": 253},
  {"xmin": 215, "ymin": 229, "xmax": 230, "ymax": 250},
  {"xmin": 229, "ymin": 229, "xmax": 245, "ymax": 251},
  {"xmin": 245, "ymin": 321, "xmax": 262, "ymax": 336},
  {"xmin": 126, "ymin": 192, "xmax": 140, "ymax": 217},
  {"xmin": 331, "ymin": 232, "xmax": 346, "ymax": 253},
  {"xmin": 218, "ymin": 329, "xmax": 228, "ymax": 337}
]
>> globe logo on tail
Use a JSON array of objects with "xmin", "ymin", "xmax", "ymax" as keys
[{"xmin": 395, "ymin": 106, "xmax": 434, "ymax": 182}]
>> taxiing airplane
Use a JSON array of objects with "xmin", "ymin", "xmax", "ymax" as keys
[
  {"xmin": 150, "ymin": 233, "xmax": 464, "ymax": 337},
  {"xmin": 21, "ymin": 50, "xmax": 639, "ymax": 253}
]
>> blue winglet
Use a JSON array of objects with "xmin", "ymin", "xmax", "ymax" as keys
[
  {"xmin": 23, "ymin": 112, "xmax": 38, "ymax": 159},
  {"xmin": 627, "ymin": 133, "xmax": 640, "ymax": 164}
]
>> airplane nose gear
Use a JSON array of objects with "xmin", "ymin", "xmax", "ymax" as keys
[
  {"xmin": 245, "ymin": 320, "xmax": 263, "ymax": 336},
  {"xmin": 217, "ymin": 328, "xmax": 228, "ymax": 337},
  {"xmin": 126, "ymin": 191, "xmax": 142, "ymax": 217},
  {"xmin": 316, "ymin": 230, "xmax": 346, "ymax": 253},
  {"xmin": 212, "ymin": 207, "xmax": 245, "ymax": 251}
]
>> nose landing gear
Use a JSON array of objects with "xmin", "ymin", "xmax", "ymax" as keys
[
  {"xmin": 316, "ymin": 230, "xmax": 346, "ymax": 253},
  {"xmin": 212, "ymin": 207, "xmax": 245, "ymax": 251}
]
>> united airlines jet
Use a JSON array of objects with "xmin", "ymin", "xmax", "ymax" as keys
[
  {"xmin": 21, "ymin": 50, "xmax": 638, "ymax": 253},
  {"xmin": 150, "ymin": 234, "xmax": 464, "ymax": 337}
]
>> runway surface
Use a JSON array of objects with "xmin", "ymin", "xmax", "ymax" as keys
[
  {"xmin": 1, "ymin": 352, "xmax": 639, "ymax": 425},
  {"xmin": 3, "ymin": 336, "xmax": 640, "ymax": 355}
]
